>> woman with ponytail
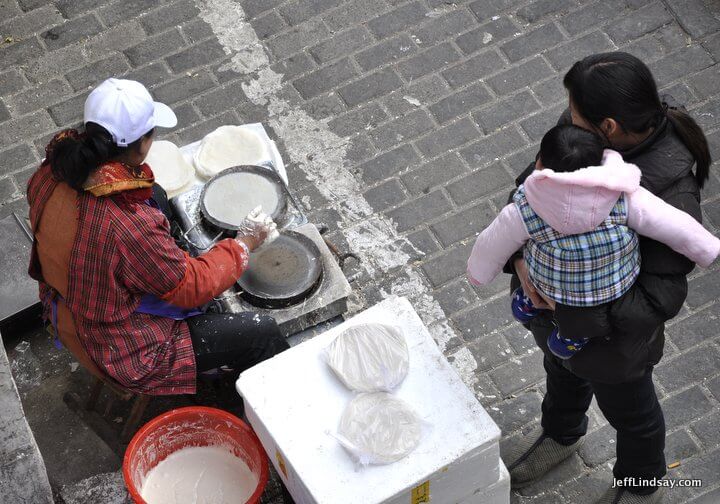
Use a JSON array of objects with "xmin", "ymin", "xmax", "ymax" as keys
[
  {"xmin": 501, "ymin": 53, "xmax": 711, "ymax": 503},
  {"xmin": 27, "ymin": 78, "xmax": 288, "ymax": 400}
]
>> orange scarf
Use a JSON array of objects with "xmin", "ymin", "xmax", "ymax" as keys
[{"xmin": 83, "ymin": 161, "xmax": 154, "ymax": 201}]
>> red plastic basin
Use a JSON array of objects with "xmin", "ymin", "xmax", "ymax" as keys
[{"xmin": 123, "ymin": 406, "xmax": 268, "ymax": 504}]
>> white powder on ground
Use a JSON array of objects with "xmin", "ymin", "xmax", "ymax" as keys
[{"xmin": 140, "ymin": 446, "xmax": 258, "ymax": 504}]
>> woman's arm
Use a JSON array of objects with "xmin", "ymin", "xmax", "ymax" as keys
[
  {"xmin": 626, "ymin": 187, "xmax": 720, "ymax": 268},
  {"xmin": 115, "ymin": 204, "xmax": 249, "ymax": 308},
  {"xmin": 160, "ymin": 239, "xmax": 249, "ymax": 308},
  {"xmin": 467, "ymin": 203, "xmax": 530, "ymax": 286},
  {"xmin": 630, "ymin": 186, "xmax": 698, "ymax": 321}
]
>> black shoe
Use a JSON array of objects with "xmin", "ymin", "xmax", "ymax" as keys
[{"xmin": 502, "ymin": 425, "xmax": 584, "ymax": 488}]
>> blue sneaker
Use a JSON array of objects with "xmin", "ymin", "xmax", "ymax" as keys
[
  {"xmin": 547, "ymin": 326, "xmax": 588, "ymax": 360},
  {"xmin": 511, "ymin": 287, "xmax": 540, "ymax": 323}
]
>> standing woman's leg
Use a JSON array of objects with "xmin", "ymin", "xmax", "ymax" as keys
[
  {"xmin": 187, "ymin": 312, "xmax": 289, "ymax": 374},
  {"xmin": 592, "ymin": 370, "xmax": 666, "ymax": 495},
  {"xmin": 531, "ymin": 315, "xmax": 594, "ymax": 442},
  {"xmin": 541, "ymin": 352, "xmax": 593, "ymax": 443},
  {"xmin": 504, "ymin": 315, "xmax": 592, "ymax": 487}
]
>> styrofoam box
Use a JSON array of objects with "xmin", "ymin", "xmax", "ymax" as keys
[
  {"xmin": 459, "ymin": 462, "xmax": 510, "ymax": 504},
  {"xmin": 237, "ymin": 296, "xmax": 504, "ymax": 504}
]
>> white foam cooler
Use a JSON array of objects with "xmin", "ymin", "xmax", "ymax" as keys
[
  {"xmin": 237, "ymin": 296, "xmax": 509, "ymax": 504},
  {"xmin": 459, "ymin": 464, "xmax": 510, "ymax": 504}
]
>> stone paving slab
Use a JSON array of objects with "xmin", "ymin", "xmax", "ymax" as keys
[{"xmin": 1, "ymin": 0, "xmax": 720, "ymax": 502}]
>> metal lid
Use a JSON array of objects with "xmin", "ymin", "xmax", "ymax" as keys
[
  {"xmin": 237, "ymin": 231, "xmax": 323, "ymax": 309},
  {"xmin": 200, "ymin": 165, "xmax": 287, "ymax": 231}
]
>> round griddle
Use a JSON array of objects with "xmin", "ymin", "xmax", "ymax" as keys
[
  {"xmin": 200, "ymin": 165, "xmax": 287, "ymax": 232},
  {"xmin": 237, "ymin": 231, "xmax": 324, "ymax": 309}
]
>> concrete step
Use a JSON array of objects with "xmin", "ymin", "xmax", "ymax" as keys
[{"xmin": 0, "ymin": 328, "xmax": 53, "ymax": 504}]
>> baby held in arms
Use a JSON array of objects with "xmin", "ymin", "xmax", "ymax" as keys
[{"xmin": 467, "ymin": 125, "xmax": 720, "ymax": 360}]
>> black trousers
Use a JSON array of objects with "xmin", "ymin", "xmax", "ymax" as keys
[
  {"xmin": 531, "ymin": 318, "xmax": 667, "ymax": 495},
  {"xmin": 187, "ymin": 312, "xmax": 289, "ymax": 375}
]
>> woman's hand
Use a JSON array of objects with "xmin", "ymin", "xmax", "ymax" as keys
[
  {"xmin": 514, "ymin": 258, "xmax": 551, "ymax": 310},
  {"xmin": 538, "ymin": 290, "xmax": 556, "ymax": 311},
  {"xmin": 234, "ymin": 207, "xmax": 279, "ymax": 252}
]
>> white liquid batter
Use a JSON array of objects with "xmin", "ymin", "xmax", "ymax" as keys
[
  {"xmin": 203, "ymin": 172, "xmax": 280, "ymax": 225},
  {"xmin": 140, "ymin": 446, "xmax": 258, "ymax": 504}
]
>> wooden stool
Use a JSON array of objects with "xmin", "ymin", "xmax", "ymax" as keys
[
  {"xmin": 84, "ymin": 376, "xmax": 152, "ymax": 442},
  {"xmin": 47, "ymin": 322, "xmax": 153, "ymax": 444}
]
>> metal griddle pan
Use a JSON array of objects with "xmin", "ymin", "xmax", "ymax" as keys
[
  {"xmin": 237, "ymin": 231, "xmax": 324, "ymax": 309},
  {"xmin": 199, "ymin": 165, "xmax": 288, "ymax": 232}
]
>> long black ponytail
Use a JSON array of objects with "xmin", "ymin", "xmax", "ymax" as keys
[
  {"xmin": 49, "ymin": 122, "xmax": 153, "ymax": 191},
  {"xmin": 563, "ymin": 52, "xmax": 710, "ymax": 188},
  {"xmin": 666, "ymin": 107, "xmax": 711, "ymax": 188}
]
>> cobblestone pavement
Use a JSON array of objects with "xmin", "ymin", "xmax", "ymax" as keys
[{"xmin": 1, "ymin": 0, "xmax": 720, "ymax": 502}]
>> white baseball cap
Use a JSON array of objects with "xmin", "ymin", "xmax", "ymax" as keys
[{"xmin": 83, "ymin": 78, "xmax": 177, "ymax": 147}]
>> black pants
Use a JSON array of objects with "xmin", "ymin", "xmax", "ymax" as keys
[
  {"xmin": 538, "ymin": 340, "xmax": 666, "ymax": 495},
  {"xmin": 187, "ymin": 312, "xmax": 289, "ymax": 375}
]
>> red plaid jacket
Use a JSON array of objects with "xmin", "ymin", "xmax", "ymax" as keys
[{"xmin": 28, "ymin": 164, "xmax": 247, "ymax": 395}]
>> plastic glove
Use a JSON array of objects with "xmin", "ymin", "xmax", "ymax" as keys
[{"xmin": 235, "ymin": 206, "xmax": 279, "ymax": 252}]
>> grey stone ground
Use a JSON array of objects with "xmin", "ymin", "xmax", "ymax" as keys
[
  {"xmin": 1, "ymin": 0, "xmax": 720, "ymax": 502},
  {"xmin": 0, "ymin": 330, "xmax": 53, "ymax": 503}
]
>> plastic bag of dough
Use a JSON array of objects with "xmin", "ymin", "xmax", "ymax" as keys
[
  {"xmin": 142, "ymin": 140, "xmax": 194, "ymax": 197},
  {"xmin": 194, "ymin": 125, "xmax": 269, "ymax": 179},
  {"xmin": 325, "ymin": 323, "xmax": 409, "ymax": 392},
  {"xmin": 335, "ymin": 392, "xmax": 423, "ymax": 466}
]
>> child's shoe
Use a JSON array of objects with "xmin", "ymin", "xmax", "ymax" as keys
[
  {"xmin": 511, "ymin": 287, "xmax": 540, "ymax": 323},
  {"xmin": 547, "ymin": 326, "xmax": 588, "ymax": 360}
]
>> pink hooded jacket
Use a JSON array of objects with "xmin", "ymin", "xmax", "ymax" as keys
[{"xmin": 467, "ymin": 150, "xmax": 720, "ymax": 287}]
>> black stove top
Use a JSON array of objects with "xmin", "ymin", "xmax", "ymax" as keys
[{"xmin": 168, "ymin": 178, "xmax": 351, "ymax": 337}]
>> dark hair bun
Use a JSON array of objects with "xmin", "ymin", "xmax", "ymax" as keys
[{"xmin": 50, "ymin": 123, "xmax": 124, "ymax": 190}]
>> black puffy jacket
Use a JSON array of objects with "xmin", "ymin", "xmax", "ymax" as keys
[{"xmin": 510, "ymin": 108, "xmax": 701, "ymax": 383}]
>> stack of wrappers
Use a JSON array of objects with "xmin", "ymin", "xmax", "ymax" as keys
[{"xmin": 324, "ymin": 323, "xmax": 426, "ymax": 466}]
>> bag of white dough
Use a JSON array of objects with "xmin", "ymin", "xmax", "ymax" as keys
[
  {"xmin": 325, "ymin": 323, "xmax": 409, "ymax": 392},
  {"xmin": 335, "ymin": 392, "xmax": 424, "ymax": 466}
]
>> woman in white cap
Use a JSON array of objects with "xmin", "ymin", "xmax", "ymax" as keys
[{"xmin": 26, "ymin": 78, "xmax": 288, "ymax": 398}]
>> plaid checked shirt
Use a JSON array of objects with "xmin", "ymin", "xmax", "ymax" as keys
[
  {"xmin": 514, "ymin": 186, "xmax": 641, "ymax": 307},
  {"xmin": 28, "ymin": 165, "xmax": 197, "ymax": 395}
]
